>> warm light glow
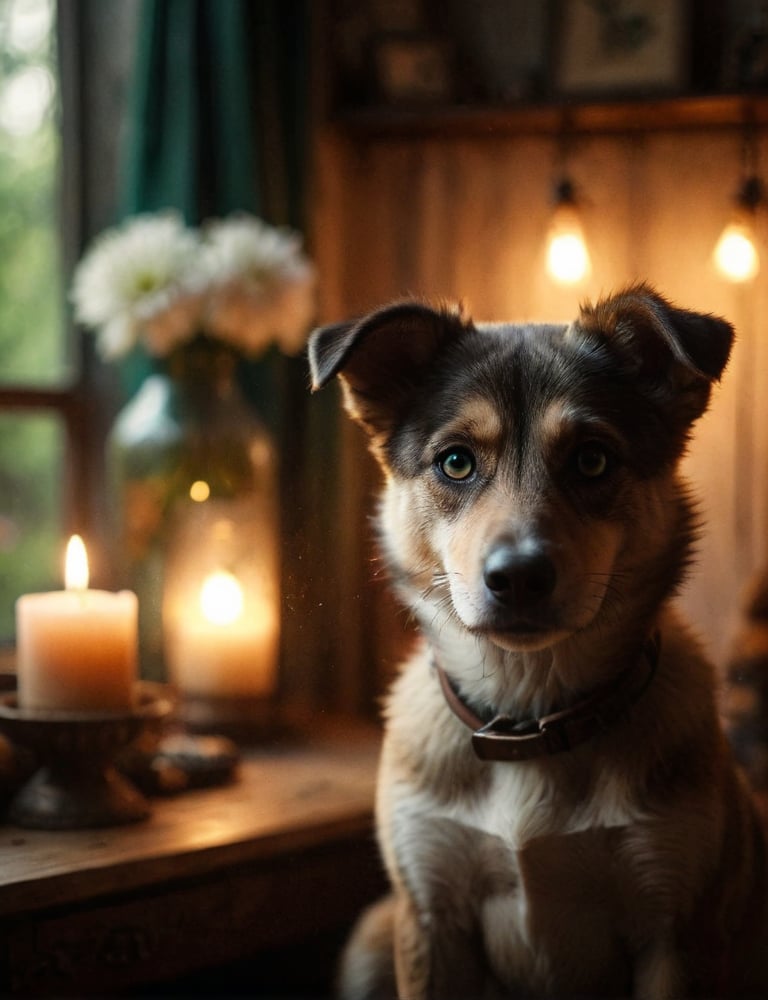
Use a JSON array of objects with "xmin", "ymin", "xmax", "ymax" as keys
[
  {"xmin": 64, "ymin": 534, "xmax": 89, "ymax": 591},
  {"xmin": 199, "ymin": 570, "xmax": 243, "ymax": 626},
  {"xmin": 189, "ymin": 479, "xmax": 211, "ymax": 502},
  {"xmin": 546, "ymin": 204, "xmax": 591, "ymax": 285},
  {"xmin": 713, "ymin": 220, "xmax": 760, "ymax": 283}
]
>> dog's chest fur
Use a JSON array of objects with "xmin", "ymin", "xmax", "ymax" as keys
[
  {"xmin": 389, "ymin": 764, "xmax": 642, "ymax": 991},
  {"xmin": 380, "ymin": 651, "xmax": 667, "ymax": 994}
]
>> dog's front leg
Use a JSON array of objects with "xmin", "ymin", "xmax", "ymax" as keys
[
  {"xmin": 393, "ymin": 891, "xmax": 430, "ymax": 999},
  {"xmin": 633, "ymin": 940, "xmax": 687, "ymax": 1000},
  {"xmin": 393, "ymin": 890, "xmax": 498, "ymax": 999}
]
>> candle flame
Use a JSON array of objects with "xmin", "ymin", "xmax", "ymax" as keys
[
  {"xmin": 65, "ymin": 534, "xmax": 89, "ymax": 590},
  {"xmin": 189, "ymin": 479, "xmax": 210, "ymax": 502},
  {"xmin": 200, "ymin": 570, "xmax": 243, "ymax": 626}
]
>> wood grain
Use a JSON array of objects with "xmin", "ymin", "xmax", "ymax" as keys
[
  {"xmin": 0, "ymin": 728, "xmax": 380, "ymax": 918},
  {"xmin": 0, "ymin": 728, "xmax": 383, "ymax": 993},
  {"xmin": 332, "ymin": 94, "xmax": 768, "ymax": 138}
]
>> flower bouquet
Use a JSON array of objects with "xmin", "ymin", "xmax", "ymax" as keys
[{"xmin": 71, "ymin": 211, "xmax": 316, "ymax": 360}]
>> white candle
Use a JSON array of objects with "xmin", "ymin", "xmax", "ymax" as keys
[
  {"xmin": 166, "ymin": 570, "xmax": 278, "ymax": 698},
  {"xmin": 16, "ymin": 535, "xmax": 138, "ymax": 712}
]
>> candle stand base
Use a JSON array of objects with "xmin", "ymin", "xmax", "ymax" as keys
[
  {"xmin": 0, "ymin": 682, "xmax": 174, "ymax": 830},
  {"xmin": 9, "ymin": 761, "xmax": 150, "ymax": 829},
  {"xmin": 180, "ymin": 692, "xmax": 282, "ymax": 746}
]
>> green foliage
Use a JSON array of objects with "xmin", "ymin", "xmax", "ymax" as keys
[
  {"xmin": 0, "ymin": 0, "xmax": 65, "ymax": 636},
  {"xmin": 0, "ymin": 0, "xmax": 63, "ymax": 382},
  {"xmin": 0, "ymin": 413, "xmax": 63, "ymax": 634}
]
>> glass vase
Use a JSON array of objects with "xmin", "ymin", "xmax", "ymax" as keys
[{"xmin": 108, "ymin": 337, "xmax": 280, "ymax": 714}]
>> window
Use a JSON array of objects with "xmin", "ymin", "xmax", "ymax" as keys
[
  {"xmin": 0, "ymin": 0, "xmax": 68, "ymax": 637},
  {"xmin": 0, "ymin": 0, "xmax": 134, "ymax": 642}
]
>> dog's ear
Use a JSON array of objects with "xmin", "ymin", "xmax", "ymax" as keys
[
  {"xmin": 308, "ymin": 301, "xmax": 469, "ymax": 441},
  {"xmin": 572, "ymin": 284, "xmax": 734, "ymax": 422}
]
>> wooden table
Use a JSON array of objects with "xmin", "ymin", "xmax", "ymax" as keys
[
  {"xmin": 5, "ymin": 719, "xmax": 761, "ymax": 998},
  {"xmin": 0, "ymin": 725, "xmax": 384, "ymax": 996}
]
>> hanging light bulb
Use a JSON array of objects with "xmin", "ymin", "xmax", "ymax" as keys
[
  {"xmin": 713, "ymin": 175, "xmax": 763, "ymax": 283},
  {"xmin": 714, "ymin": 216, "xmax": 759, "ymax": 283},
  {"xmin": 546, "ymin": 178, "xmax": 591, "ymax": 285}
]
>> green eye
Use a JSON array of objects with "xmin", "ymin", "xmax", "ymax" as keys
[
  {"xmin": 438, "ymin": 447, "xmax": 476, "ymax": 481},
  {"xmin": 576, "ymin": 443, "xmax": 609, "ymax": 479}
]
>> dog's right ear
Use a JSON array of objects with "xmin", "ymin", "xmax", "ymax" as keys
[{"xmin": 308, "ymin": 302, "xmax": 469, "ymax": 442}]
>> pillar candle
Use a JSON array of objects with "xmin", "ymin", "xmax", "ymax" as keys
[
  {"xmin": 166, "ymin": 570, "xmax": 277, "ymax": 698},
  {"xmin": 15, "ymin": 536, "xmax": 138, "ymax": 712}
]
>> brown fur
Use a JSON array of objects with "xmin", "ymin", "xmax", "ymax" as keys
[{"xmin": 309, "ymin": 285, "xmax": 768, "ymax": 998}]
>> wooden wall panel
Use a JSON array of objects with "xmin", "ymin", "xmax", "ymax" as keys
[{"xmin": 308, "ymin": 124, "xmax": 768, "ymax": 711}]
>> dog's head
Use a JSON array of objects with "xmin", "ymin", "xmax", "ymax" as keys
[{"xmin": 309, "ymin": 285, "xmax": 733, "ymax": 655}]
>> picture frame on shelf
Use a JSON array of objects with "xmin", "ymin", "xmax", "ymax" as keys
[
  {"xmin": 553, "ymin": 0, "xmax": 688, "ymax": 97},
  {"xmin": 441, "ymin": 0, "xmax": 551, "ymax": 102},
  {"xmin": 372, "ymin": 34, "xmax": 455, "ymax": 104}
]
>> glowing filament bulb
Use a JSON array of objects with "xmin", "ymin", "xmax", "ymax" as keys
[
  {"xmin": 713, "ymin": 217, "xmax": 759, "ymax": 283},
  {"xmin": 546, "ymin": 196, "xmax": 591, "ymax": 286},
  {"xmin": 65, "ymin": 534, "xmax": 89, "ymax": 591},
  {"xmin": 200, "ymin": 570, "xmax": 243, "ymax": 626},
  {"xmin": 714, "ymin": 174, "xmax": 764, "ymax": 283}
]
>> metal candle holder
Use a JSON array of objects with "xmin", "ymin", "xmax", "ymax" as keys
[{"xmin": 0, "ymin": 682, "xmax": 173, "ymax": 829}]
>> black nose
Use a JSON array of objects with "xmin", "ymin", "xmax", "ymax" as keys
[{"xmin": 483, "ymin": 543, "xmax": 556, "ymax": 606}]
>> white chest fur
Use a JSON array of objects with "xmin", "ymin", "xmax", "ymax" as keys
[{"xmin": 387, "ymin": 759, "xmax": 646, "ymax": 994}]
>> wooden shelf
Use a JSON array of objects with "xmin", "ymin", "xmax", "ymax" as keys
[{"xmin": 330, "ymin": 92, "xmax": 768, "ymax": 138}]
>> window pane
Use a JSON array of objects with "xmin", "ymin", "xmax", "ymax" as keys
[
  {"xmin": 0, "ymin": 411, "xmax": 64, "ymax": 638},
  {"xmin": 0, "ymin": 0, "xmax": 65, "ymax": 384}
]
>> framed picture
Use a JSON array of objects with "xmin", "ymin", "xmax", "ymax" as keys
[
  {"xmin": 440, "ymin": 0, "xmax": 551, "ymax": 102},
  {"xmin": 373, "ymin": 35, "xmax": 455, "ymax": 104},
  {"xmin": 553, "ymin": 0, "xmax": 688, "ymax": 97}
]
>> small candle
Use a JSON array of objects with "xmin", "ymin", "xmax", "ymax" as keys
[
  {"xmin": 16, "ymin": 535, "xmax": 138, "ymax": 712},
  {"xmin": 166, "ymin": 570, "xmax": 277, "ymax": 698}
]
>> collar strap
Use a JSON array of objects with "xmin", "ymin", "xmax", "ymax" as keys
[{"xmin": 435, "ymin": 634, "xmax": 660, "ymax": 762}]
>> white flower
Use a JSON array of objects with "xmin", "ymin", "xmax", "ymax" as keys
[
  {"xmin": 71, "ymin": 213, "xmax": 205, "ymax": 359},
  {"xmin": 71, "ymin": 211, "xmax": 316, "ymax": 360},
  {"xmin": 202, "ymin": 215, "xmax": 316, "ymax": 355}
]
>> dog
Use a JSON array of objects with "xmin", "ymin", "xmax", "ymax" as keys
[{"xmin": 308, "ymin": 285, "xmax": 768, "ymax": 999}]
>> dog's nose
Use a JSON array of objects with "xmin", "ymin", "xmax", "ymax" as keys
[{"xmin": 483, "ymin": 543, "xmax": 556, "ymax": 606}]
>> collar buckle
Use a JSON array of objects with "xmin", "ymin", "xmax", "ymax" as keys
[{"xmin": 471, "ymin": 714, "xmax": 570, "ymax": 761}]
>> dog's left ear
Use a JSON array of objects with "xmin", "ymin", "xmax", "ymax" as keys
[
  {"xmin": 572, "ymin": 284, "xmax": 734, "ymax": 422},
  {"xmin": 308, "ymin": 301, "xmax": 470, "ymax": 444}
]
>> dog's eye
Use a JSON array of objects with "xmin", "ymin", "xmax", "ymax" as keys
[
  {"xmin": 575, "ymin": 443, "xmax": 609, "ymax": 479},
  {"xmin": 437, "ymin": 447, "xmax": 476, "ymax": 481}
]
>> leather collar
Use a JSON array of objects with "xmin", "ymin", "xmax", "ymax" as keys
[{"xmin": 435, "ymin": 633, "xmax": 660, "ymax": 762}]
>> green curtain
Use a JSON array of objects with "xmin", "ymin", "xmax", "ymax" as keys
[
  {"xmin": 119, "ymin": 0, "xmax": 311, "ymax": 395},
  {"xmin": 125, "ymin": 1, "xmax": 243, "ymax": 220}
]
